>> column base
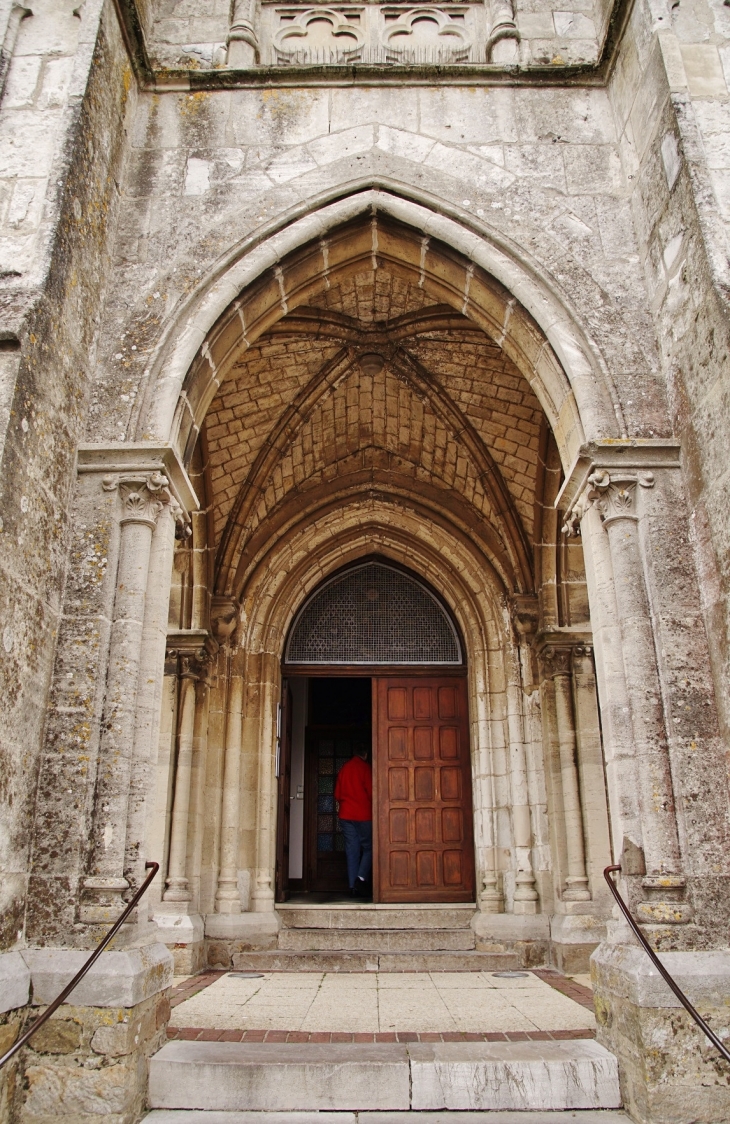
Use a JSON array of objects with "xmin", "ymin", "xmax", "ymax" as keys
[
  {"xmin": 471, "ymin": 912, "xmax": 550, "ymax": 967},
  {"xmin": 205, "ymin": 911, "xmax": 281, "ymax": 967},
  {"xmin": 592, "ymin": 943, "xmax": 730, "ymax": 1123},
  {"xmin": 550, "ymin": 912, "xmax": 607, "ymax": 974},
  {"xmin": 153, "ymin": 908, "xmax": 205, "ymax": 974},
  {"xmin": 8, "ymin": 943, "xmax": 172, "ymax": 1124}
]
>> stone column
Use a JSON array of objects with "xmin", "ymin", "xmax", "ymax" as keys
[
  {"xmin": 81, "ymin": 470, "xmax": 177, "ymax": 924},
  {"xmin": 586, "ymin": 468, "xmax": 686, "ymax": 919},
  {"xmin": 215, "ymin": 649, "xmax": 245, "ymax": 913},
  {"xmin": 542, "ymin": 645, "xmax": 591, "ymax": 901},
  {"xmin": 251, "ymin": 656, "xmax": 278, "ymax": 912},
  {"xmin": 227, "ymin": 0, "xmax": 259, "ymax": 66},
  {"xmin": 487, "ymin": 0, "xmax": 520, "ymax": 63},
  {"xmin": 163, "ymin": 656, "xmax": 201, "ymax": 903},
  {"xmin": 506, "ymin": 666, "xmax": 539, "ymax": 915}
]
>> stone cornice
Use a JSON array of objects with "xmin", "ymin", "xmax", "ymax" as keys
[{"xmin": 111, "ymin": 0, "xmax": 634, "ymax": 91}]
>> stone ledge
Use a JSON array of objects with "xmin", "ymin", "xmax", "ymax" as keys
[
  {"xmin": 591, "ymin": 943, "xmax": 730, "ymax": 1008},
  {"xmin": 22, "ymin": 941, "xmax": 173, "ymax": 1009},
  {"xmin": 0, "ymin": 950, "xmax": 31, "ymax": 1013}
]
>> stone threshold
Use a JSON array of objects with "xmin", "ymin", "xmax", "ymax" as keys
[
  {"xmin": 276, "ymin": 903, "xmax": 477, "ymax": 911},
  {"xmin": 165, "ymin": 1028, "xmax": 596, "ymax": 1044}
]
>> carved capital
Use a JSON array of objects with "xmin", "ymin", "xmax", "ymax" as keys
[
  {"xmin": 562, "ymin": 470, "xmax": 654, "ymax": 535},
  {"xmin": 571, "ymin": 643, "xmax": 594, "ymax": 675},
  {"xmin": 540, "ymin": 644, "xmax": 573, "ymax": 679},
  {"xmin": 103, "ymin": 470, "xmax": 192, "ymax": 536}
]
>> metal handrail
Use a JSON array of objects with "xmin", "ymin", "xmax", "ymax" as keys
[
  {"xmin": 604, "ymin": 864, "xmax": 730, "ymax": 1064},
  {"xmin": 0, "ymin": 861, "xmax": 160, "ymax": 1071}
]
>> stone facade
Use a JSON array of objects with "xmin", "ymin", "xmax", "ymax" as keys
[{"xmin": 2, "ymin": 1, "xmax": 730, "ymax": 1122}]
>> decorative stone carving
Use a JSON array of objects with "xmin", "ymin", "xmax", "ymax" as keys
[
  {"xmin": 487, "ymin": 0, "xmax": 519, "ymax": 63},
  {"xmin": 102, "ymin": 470, "xmax": 191, "ymax": 536},
  {"xmin": 211, "ymin": 597, "xmax": 240, "ymax": 647},
  {"xmin": 382, "ymin": 8, "xmax": 473, "ymax": 63},
  {"xmin": 274, "ymin": 8, "xmax": 365, "ymax": 63},
  {"xmin": 562, "ymin": 470, "xmax": 655, "ymax": 535},
  {"xmin": 228, "ymin": 0, "xmax": 260, "ymax": 65}
]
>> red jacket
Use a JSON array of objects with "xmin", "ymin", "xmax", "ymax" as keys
[{"xmin": 334, "ymin": 756, "xmax": 372, "ymax": 821}]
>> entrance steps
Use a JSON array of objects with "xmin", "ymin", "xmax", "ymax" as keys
[
  {"xmin": 147, "ymin": 1040, "xmax": 623, "ymax": 1114},
  {"xmin": 231, "ymin": 950, "xmax": 519, "ymax": 972},
  {"xmin": 243, "ymin": 902, "xmax": 512, "ymax": 972}
]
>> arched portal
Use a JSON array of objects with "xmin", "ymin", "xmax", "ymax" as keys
[
  {"xmin": 279, "ymin": 559, "xmax": 474, "ymax": 905},
  {"xmin": 148, "ymin": 199, "xmax": 615, "ymax": 974}
]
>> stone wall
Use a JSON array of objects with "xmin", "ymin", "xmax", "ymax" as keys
[{"xmin": 0, "ymin": 0, "xmax": 135, "ymax": 953}]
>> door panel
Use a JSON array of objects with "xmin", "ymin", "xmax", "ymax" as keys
[{"xmin": 375, "ymin": 676, "xmax": 475, "ymax": 903}]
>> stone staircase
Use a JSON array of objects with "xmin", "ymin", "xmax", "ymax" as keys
[
  {"xmin": 144, "ymin": 1039, "xmax": 627, "ymax": 1117},
  {"xmin": 231, "ymin": 903, "xmax": 523, "ymax": 972}
]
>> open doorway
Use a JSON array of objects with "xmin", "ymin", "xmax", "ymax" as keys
[{"xmin": 282, "ymin": 677, "xmax": 372, "ymax": 901}]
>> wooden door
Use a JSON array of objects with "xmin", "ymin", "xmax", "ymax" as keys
[
  {"xmin": 275, "ymin": 684, "xmax": 292, "ymax": 902},
  {"xmin": 374, "ymin": 677, "xmax": 474, "ymax": 903}
]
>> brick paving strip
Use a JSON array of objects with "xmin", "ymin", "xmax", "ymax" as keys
[
  {"xmin": 531, "ymin": 969, "xmax": 596, "ymax": 1010},
  {"xmin": 166, "ymin": 1027, "xmax": 595, "ymax": 1042}
]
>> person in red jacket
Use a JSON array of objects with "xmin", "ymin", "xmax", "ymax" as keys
[{"xmin": 334, "ymin": 746, "xmax": 373, "ymax": 898}]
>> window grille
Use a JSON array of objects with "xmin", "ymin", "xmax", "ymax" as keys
[{"xmin": 285, "ymin": 562, "xmax": 462, "ymax": 665}]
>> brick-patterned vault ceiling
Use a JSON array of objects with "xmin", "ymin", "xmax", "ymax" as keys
[{"xmin": 203, "ymin": 267, "xmax": 547, "ymax": 596}]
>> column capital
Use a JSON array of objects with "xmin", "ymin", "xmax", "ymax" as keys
[
  {"xmin": 78, "ymin": 444, "xmax": 198, "ymax": 536},
  {"xmin": 557, "ymin": 439, "xmax": 680, "ymax": 536},
  {"xmin": 539, "ymin": 643, "xmax": 573, "ymax": 679}
]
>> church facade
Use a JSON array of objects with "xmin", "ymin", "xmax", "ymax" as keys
[{"xmin": 1, "ymin": 0, "xmax": 730, "ymax": 1120}]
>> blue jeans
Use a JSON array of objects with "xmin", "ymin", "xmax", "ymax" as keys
[{"xmin": 340, "ymin": 819, "xmax": 372, "ymax": 887}]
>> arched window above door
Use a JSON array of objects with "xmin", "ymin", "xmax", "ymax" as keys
[{"xmin": 285, "ymin": 561, "xmax": 463, "ymax": 665}]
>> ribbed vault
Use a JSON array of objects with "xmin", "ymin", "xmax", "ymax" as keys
[{"xmin": 187, "ymin": 214, "xmax": 568, "ymax": 610}]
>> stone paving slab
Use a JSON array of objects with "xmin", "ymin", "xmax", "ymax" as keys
[{"xmin": 168, "ymin": 970, "xmax": 596, "ymax": 1034}]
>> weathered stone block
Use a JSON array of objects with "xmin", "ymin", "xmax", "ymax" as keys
[{"xmin": 0, "ymin": 950, "xmax": 31, "ymax": 1013}]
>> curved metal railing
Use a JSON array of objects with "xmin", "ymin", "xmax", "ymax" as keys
[
  {"xmin": 0, "ymin": 861, "xmax": 160, "ymax": 1071},
  {"xmin": 604, "ymin": 864, "xmax": 730, "ymax": 1064}
]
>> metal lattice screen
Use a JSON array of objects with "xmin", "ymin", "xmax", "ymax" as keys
[{"xmin": 285, "ymin": 562, "xmax": 462, "ymax": 665}]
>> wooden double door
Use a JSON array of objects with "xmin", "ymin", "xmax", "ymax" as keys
[{"xmin": 279, "ymin": 674, "xmax": 474, "ymax": 903}]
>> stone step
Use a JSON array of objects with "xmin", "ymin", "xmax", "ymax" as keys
[
  {"xmin": 230, "ymin": 950, "xmax": 519, "ymax": 972},
  {"xmin": 148, "ymin": 1040, "xmax": 622, "ymax": 1113},
  {"xmin": 277, "ymin": 906, "xmax": 475, "ymax": 930},
  {"xmin": 144, "ymin": 1113, "xmax": 632, "ymax": 1123},
  {"xmin": 278, "ymin": 927, "xmax": 475, "ymax": 952}
]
